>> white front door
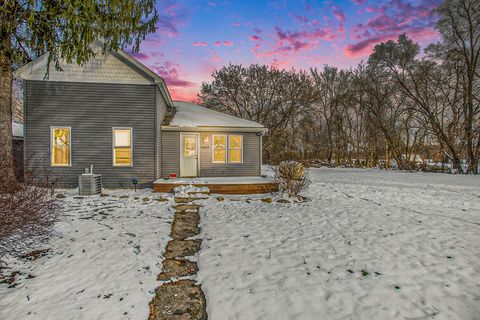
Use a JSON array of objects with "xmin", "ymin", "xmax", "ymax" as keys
[{"xmin": 180, "ymin": 133, "xmax": 199, "ymax": 177}]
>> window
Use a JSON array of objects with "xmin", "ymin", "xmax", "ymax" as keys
[
  {"xmin": 113, "ymin": 128, "xmax": 132, "ymax": 166},
  {"xmin": 51, "ymin": 127, "xmax": 71, "ymax": 166},
  {"xmin": 212, "ymin": 134, "xmax": 244, "ymax": 163},
  {"xmin": 183, "ymin": 136, "xmax": 197, "ymax": 157},
  {"xmin": 212, "ymin": 135, "xmax": 227, "ymax": 163},
  {"xmin": 229, "ymin": 135, "xmax": 243, "ymax": 163}
]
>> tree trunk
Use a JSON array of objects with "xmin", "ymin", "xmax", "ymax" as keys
[{"xmin": 0, "ymin": 49, "xmax": 15, "ymax": 182}]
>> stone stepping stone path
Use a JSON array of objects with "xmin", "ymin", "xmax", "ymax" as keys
[{"xmin": 149, "ymin": 191, "xmax": 208, "ymax": 320}]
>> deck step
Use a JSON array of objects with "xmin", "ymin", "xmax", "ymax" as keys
[{"xmin": 154, "ymin": 182, "xmax": 279, "ymax": 194}]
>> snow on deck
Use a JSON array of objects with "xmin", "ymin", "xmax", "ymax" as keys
[
  {"xmin": 0, "ymin": 189, "xmax": 172, "ymax": 320},
  {"xmin": 169, "ymin": 101, "xmax": 265, "ymax": 128},
  {"xmin": 154, "ymin": 176, "xmax": 275, "ymax": 185},
  {"xmin": 196, "ymin": 168, "xmax": 480, "ymax": 320}
]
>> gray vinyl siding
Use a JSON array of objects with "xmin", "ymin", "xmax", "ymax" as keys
[
  {"xmin": 24, "ymin": 80, "xmax": 156, "ymax": 188},
  {"xmin": 199, "ymin": 132, "xmax": 261, "ymax": 177},
  {"xmin": 155, "ymin": 88, "xmax": 168, "ymax": 179},
  {"xmin": 161, "ymin": 131, "xmax": 180, "ymax": 178},
  {"xmin": 160, "ymin": 130, "xmax": 261, "ymax": 178}
]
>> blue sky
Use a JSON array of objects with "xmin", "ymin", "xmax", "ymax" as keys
[{"xmin": 133, "ymin": 0, "xmax": 442, "ymax": 100}]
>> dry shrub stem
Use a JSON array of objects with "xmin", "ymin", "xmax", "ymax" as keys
[
  {"xmin": 0, "ymin": 155, "xmax": 60, "ymax": 268},
  {"xmin": 274, "ymin": 161, "xmax": 311, "ymax": 199}
]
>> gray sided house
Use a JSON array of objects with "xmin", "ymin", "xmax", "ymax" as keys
[{"xmin": 14, "ymin": 43, "xmax": 267, "ymax": 188}]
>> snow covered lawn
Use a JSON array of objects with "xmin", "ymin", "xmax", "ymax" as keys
[
  {"xmin": 197, "ymin": 168, "xmax": 480, "ymax": 320},
  {"xmin": 0, "ymin": 189, "xmax": 172, "ymax": 320}
]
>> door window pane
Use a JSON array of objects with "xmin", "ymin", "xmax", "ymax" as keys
[{"xmin": 184, "ymin": 136, "xmax": 197, "ymax": 157}]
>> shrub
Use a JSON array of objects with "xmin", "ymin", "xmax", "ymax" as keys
[
  {"xmin": 274, "ymin": 161, "xmax": 310, "ymax": 200},
  {"xmin": 0, "ymin": 156, "xmax": 60, "ymax": 268}
]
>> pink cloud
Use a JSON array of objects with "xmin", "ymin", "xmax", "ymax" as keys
[
  {"xmin": 210, "ymin": 51, "xmax": 221, "ymax": 63},
  {"xmin": 169, "ymin": 87, "xmax": 199, "ymax": 101},
  {"xmin": 130, "ymin": 52, "xmax": 152, "ymax": 60},
  {"xmin": 212, "ymin": 40, "xmax": 234, "ymax": 47},
  {"xmin": 293, "ymin": 14, "xmax": 309, "ymax": 24},
  {"xmin": 150, "ymin": 61, "xmax": 195, "ymax": 88},
  {"xmin": 344, "ymin": 0, "xmax": 441, "ymax": 58},
  {"xmin": 193, "ymin": 41, "xmax": 208, "ymax": 47},
  {"xmin": 331, "ymin": 5, "xmax": 346, "ymax": 23},
  {"xmin": 352, "ymin": 0, "xmax": 368, "ymax": 4},
  {"xmin": 249, "ymin": 35, "xmax": 262, "ymax": 41},
  {"xmin": 230, "ymin": 21, "xmax": 253, "ymax": 27},
  {"xmin": 273, "ymin": 26, "xmax": 337, "ymax": 52},
  {"xmin": 155, "ymin": 0, "xmax": 187, "ymax": 38},
  {"xmin": 344, "ymin": 35, "xmax": 393, "ymax": 57}
]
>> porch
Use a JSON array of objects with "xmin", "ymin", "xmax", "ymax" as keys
[{"xmin": 153, "ymin": 177, "xmax": 279, "ymax": 194}]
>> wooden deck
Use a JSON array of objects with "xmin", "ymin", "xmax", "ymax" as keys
[{"xmin": 153, "ymin": 177, "xmax": 279, "ymax": 194}]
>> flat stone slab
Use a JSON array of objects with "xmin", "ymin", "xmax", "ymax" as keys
[
  {"xmin": 171, "ymin": 218, "xmax": 201, "ymax": 240},
  {"xmin": 173, "ymin": 204, "xmax": 202, "ymax": 212},
  {"xmin": 158, "ymin": 259, "xmax": 198, "ymax": 280},
  {"xmin": 164, "ymin": 239, "xmax": 202, "ymax": 259},
  {"xmin": 149, "ymin": 280, "xmax": 207, "ymax": 320},
  {"xmin": 175, "ymin": 211, "xmax": 200, "ymax": 225},
  {"xmin": 174, "ymin": 197, "xmax": 206, "ymax": 204}
]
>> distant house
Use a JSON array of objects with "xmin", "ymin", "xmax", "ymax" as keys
[{"xmin": 14, "ymin": 41, "xmax": 267, "ymax": 188}]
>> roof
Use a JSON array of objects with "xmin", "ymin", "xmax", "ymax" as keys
[
  {"xmin": 164, "ymin": 101, "xmax": 266, "ymax": 132},
  {"xmin": 13, "ymin": 122, "xmax": 23, "ymax": 138},
  {"xmin": 13, "ymin": 40, "xmax": 173, "ymax": 107}
]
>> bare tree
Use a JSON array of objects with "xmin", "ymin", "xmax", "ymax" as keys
[
  {"xmin": 436, "ymin": 0, "xmax": 480, "ymax": 172},
  {"xmin": 370, "ymin": 35, "xmax": 465, "ymax": 172},
  {"xmin": 200, "ymin": 64, "xmax": 319, "ymax": 162},
  {"xmin": 311, "ymin": 66, "xmax": 352, "ymax": 165}
]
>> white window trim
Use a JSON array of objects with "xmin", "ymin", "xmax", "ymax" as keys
[
  {"xmin": 228, "ymin": 134, "xmax": 244, "ymax": 163},
  {"xmin": 50, "ymin": 126, "xmax": 72, "ymax": 167},
  {"xmin": 112, "ymin": 127, "xmax": 133, "ymax": 167},
  {"xmin": 212, "ymin": 134, "xmax": 227, "ymax": 163}
]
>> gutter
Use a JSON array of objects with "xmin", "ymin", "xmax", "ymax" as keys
[{"xmin": 160, "ymin": 126, "xmax": 268, "ymax": 133}]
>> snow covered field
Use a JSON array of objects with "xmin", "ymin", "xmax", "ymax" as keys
[
  {"xmin": 0, "ymin": 189, "xmax": 172, "ymax": 320},
  {"xmin": 197, "ymin": 168, "xmax": 480, "ymax": 320}
]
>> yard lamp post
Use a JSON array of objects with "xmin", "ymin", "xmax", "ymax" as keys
[{"xmin": 131, "ymin": 177, "xmax": 138, "ymax": 192}]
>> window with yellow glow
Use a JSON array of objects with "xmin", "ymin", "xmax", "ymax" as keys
[
  {"xmin": 212, "ymin": 135, "xmax": 227, "ymax": 163},
  {"xmin": 183, "ymin": 136, "xmax": 197, "ymax": 157},
  {"xmin": 229, "ymin": 135, "xmax": 243, "ymax": 163},
  {"xmin": 51, "ymin": 127, "xmax": 71, "ymax": 166},
  {"xmin": 113, "ymin": 128, "xmax": 132, "ymax": 166}
]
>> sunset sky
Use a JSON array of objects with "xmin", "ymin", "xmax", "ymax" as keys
[{"xmin": 133, "ymin": 0, "xmax": 442, "ymax": 101}]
